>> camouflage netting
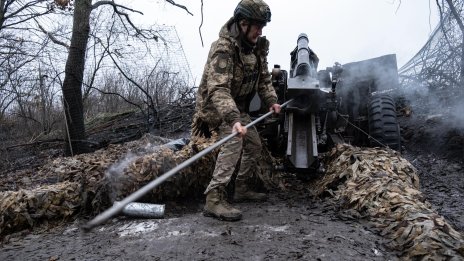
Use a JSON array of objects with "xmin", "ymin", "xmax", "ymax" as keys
[
  {"xmin": 0, "ymin": 135, "xmax": 173, "ymax": 192},
  {"xmin": 96, "ymin": 135, "xmax": 219, "ymax": 207},
  {"xmin": 0, "ymin": 134, "xmax": 279, "ymax": 237},
  {"xmin": 0, "ymin": 181, "xmax": 80, "ymax": 236},
  {"xmin": 96, "ymin": 133, "xmax": 281, "ymax": 209},
  {"xmin": 312, "ymin": 144, "xmax": 464, "ymax": 259}
]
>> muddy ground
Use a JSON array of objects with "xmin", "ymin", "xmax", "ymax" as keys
[
  {"xmin": 0, "ymin": 177, "xmax": 394, "ymax": 260},
  {"xmin": 0, "ymin": 113, "xmax": 463, "ymax": 260}
]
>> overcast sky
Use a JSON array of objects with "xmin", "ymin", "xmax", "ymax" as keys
[{"xmin": 126, "ymin": 0, "xmax": 439, "ymax": 84}]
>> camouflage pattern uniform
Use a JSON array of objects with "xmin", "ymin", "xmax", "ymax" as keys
[{"xmin": 192, "ymin": 17, "xmax": 278, "ymax": 194}]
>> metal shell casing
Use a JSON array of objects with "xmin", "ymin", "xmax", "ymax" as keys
[{"xmin": 114, "ymin": 201, "xmax": 165, "ymax": 218}]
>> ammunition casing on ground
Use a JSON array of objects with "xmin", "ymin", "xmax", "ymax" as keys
[{"xmin": 114, "ymin": 201, "xmax": 165, "ymax": 218}]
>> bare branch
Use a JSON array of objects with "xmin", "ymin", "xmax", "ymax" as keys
[
  {"xmin": 165, "ymin": 0, "xmax": 193, "ymax": 16},
  {"xmin": 98, "ymin": 31, "xmax": 158, "ymax": 123},
  {"xmin": 91, "ymin": 0, "xmax": 158, "ymax": 41},
  {"xmin": 199, "ymin": 0, "xmax": 204, "ymax": 47},
  {"xmin": 91, "ymin": 1, "xmax": 143, "ymax": 15},
  {"xmin": 83, "ymin": 35, "xmax": 108, "ymax": 101},
  {"xmin": 1, "ymin": 0, "xmax": 52, "ymax": 30},
  {"xmin": 428, "ymin": 0, "xmax": 432, "ymax": 31},
  {"xmin": 35, "ymin": 20, "xmax": 70, "ymax": 49},
  {"xmin": 395, "ymin": 0, "xmax": 402, "ymax": 14},
  {"xmin": 106, "ymin": 49, "xmax": 153, "ymax": 105},
  {"xmin": 436, "ymin": 0, "xmax": 443, "ymax": 21},
  {"xmin": 83, "ymin": 84, "xmax": 146, "ymax": 116},
  {"xmin": 434, "ymin": 0, "xmax": 454, "ymax": 48},
  {"xmin": 444, "ymin": 0, "xmax": 464, "ymax": 33}
]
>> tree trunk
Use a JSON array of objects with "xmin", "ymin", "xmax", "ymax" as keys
[
  {"xmin": 62, "ymin": 0, "xmax": 92, "ymax": 155},
  {"xmin": 0, "ymin": 0, "xmax": 5, "ymax": 30},
  {"xmin": 461, "ymin": 37, "xmax": 464, "ymax": 93}
]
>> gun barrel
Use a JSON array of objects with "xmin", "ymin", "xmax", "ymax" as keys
[
  {"xmin": 295, "ymin": 33, "xmax": 311, "ymax": 77},
  {"xmin": 287, "ymin": 33, "xmax": 320, "ymax": 103}
]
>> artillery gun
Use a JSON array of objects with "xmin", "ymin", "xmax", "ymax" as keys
[{"xmin": 250, "ymin": 33, "xmax": 401, "ymax": 171}]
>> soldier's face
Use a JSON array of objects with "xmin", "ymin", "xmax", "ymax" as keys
[{"xmin": 241, "ymin": 21, "xmax": 265, "ymax": 44}]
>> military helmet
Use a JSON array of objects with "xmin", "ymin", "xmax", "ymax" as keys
[{"xmin": 234, "ymin": 0, "xmax": 271, "ymax": 24}]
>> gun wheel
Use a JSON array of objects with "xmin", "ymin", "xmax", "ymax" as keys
[{"xmin": 368, "ymin": 94, "xmax": 401, "ymax": 151}]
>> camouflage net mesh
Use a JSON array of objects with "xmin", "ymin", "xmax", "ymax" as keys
[
  {"xmin": 103, "ymin": 134, "xmax": 281, "ymax": 205},
  {"xmin": 0, "ymin": 134, "xmax": 189, "ymax": 237},
  {"xmin": 0, "ymin": 181, "xmax": 80, "ymax": 236},
  {"xmin": 312, "ymin": 144, "xmax": 464, "ymax": 259},
  {"xmin": 104, "ymin": 135, "xmax": 219, "ymax": 204},
  {"xmin": 0, "ymin": 134, "xmax": 279, "ymax": 238}
]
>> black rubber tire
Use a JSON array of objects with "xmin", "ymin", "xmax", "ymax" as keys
[{"xmin": 368, "ymin": 94, "xmax": 401, "ymax": 151}]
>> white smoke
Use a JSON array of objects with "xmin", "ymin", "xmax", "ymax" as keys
[
  {"xmin": 104, "ymin": 140, "xmax": 167, "ymax": 202},
  {"xmin": 449, "ymin": 100, "xmax": 464, "ymax": 129},
  {"xmin": 105, "ymin": 152, "xmax": 139, "ymax": 202},
  {"xmin": 400, "ymin": 78, "xmax": 464, "ymax": 127}
]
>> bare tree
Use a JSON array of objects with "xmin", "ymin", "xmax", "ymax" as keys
[
  {"xmin": 1, "ymin": 0, "xmax": 196, "ymax": 154},
  {"xmin": 442, "ymin": 0, "xmax": 464, "ymax": 89},
  {"xmin": 400, "ymin": 1, "xmax": 464, "ymax": 99},
  {"xmin": 0, "ymin": 0, "xmax": 68, "ymax": 132},
  {"xmin": 0, "ymin": 0, "xmax": 53, "ymax": 31},
  {"xmin": 432, "ymin": 0, "xmax": 464, "ymax": 90},
  {"xmin": 57, "ymin": 0, "xmax": 193, "ymax": 155},
  {"xmin": 90, "ymin": 15, "xmax": 196, "ymax": 132}
]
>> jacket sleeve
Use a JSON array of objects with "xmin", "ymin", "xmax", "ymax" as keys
[
  {"xmin": 256, "ymin": 37, "xmax": 278, "ymax": 108},
  {"xmin": 207, "ymin": 40, "xmax": 241, "ymax": 126}
]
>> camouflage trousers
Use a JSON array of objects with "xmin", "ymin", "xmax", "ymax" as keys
[{"xmin": 204, "ymin": 113, "xmax": 262, "ymax": 194}]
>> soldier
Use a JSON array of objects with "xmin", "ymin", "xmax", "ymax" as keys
[{"xmin": 191, "ymin": 0, "xmax": 281, "ymax": 221}]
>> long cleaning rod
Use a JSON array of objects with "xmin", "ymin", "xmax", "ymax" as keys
[{"xmin": 83, "ymin": 99, "xmax": 293, "ymax": 231}]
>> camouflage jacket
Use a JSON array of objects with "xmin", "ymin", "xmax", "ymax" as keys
[{"xmin": 192, "ymin": 17, "xmax": 278, "ymax": 136}]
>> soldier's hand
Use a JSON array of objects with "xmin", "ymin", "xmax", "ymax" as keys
[
  {"xmin": 232, "ymin": 122, "xmax": 247, "ymax": 138},
  {"xmin": 270, "ymin": 103, "xmax": 281, "ymax": 114}
]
